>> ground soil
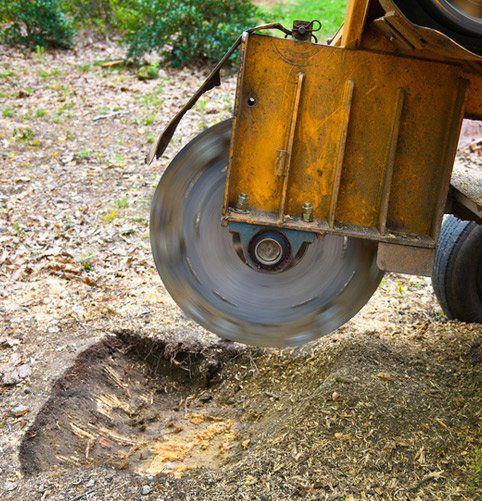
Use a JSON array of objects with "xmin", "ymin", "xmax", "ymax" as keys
[{"xmin": 0, "ymin": 41, "xmax": 481, "ymax": 499}]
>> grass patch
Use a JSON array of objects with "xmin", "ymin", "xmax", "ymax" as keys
[
  {"xmin": 78, "ymin": 252, "xmax": 94, "ymax": 272},
  {"xmin": 471, "ymin": 449, "xmax": 482, "ymax": 495},
  {"xmin": 136, "ymin": 92, "xmax": 164, "ymax": 109},
  {"xmin": 0, "ymin": 69, "xmax": 15, "ymax": 79},
  {"xmin": 78, "ymin": 64, "xmax": 92, "ymax": 73},
  {"xmin": 114, "ymin": 197, "xmax": 129, "ymax": 209},
  {"xmin": 14, "ymin": 127, "xmax": 35, "ymax": 143},
  {"xmin": 57, "ymin": 102, "xmax": 75, "ymax": 115},
  {"xmin": 136, "ymin": 62, "xmax": 159, "ymax": 81},
  {"xmin": 259, "ymin": 0, "xmax": 346, "ymax": 39},
  {"xmin": 35, "ymin": 45, "xmax": 45, "ymax": 58},
  {"xmin": 102, "ymin": 209, "xmax": 119, "ymax": 224},
  {"xmin": 12, "ymin": 221, "xmax": 26, "ymax": 238},
  {"xmin": 39, "ymin": 68, "xmax": 64, "ymax": 79},
  {"xmin": 76, "ymin": 149, "xmax": 92, "ymax": 160}
]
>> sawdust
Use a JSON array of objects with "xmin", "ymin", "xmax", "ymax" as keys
[
  {"xmin": 19, "ymin": 327, "xmax": 481, "ymax": 498},
  {"xmin": 134, "ymin": 414, "xmax": 236, "ymax": 477}
]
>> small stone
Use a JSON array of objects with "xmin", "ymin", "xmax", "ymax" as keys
[
  {"xmin": 38, "ymin": 484, "xmax": 46, "ymax": 493},
  {"xmin": 24, "ymin": 387, "xmax": 32, "ymax": 394},
  {"xmin": 2, "ymin": 362, "xmax": 31, "ymax": 385},
  {"xmin": 4, "ymin": 481, "xmax": 17, "ymax": 491},
  {"xmin": 141, "ymin": 485, "xmax": 152, "ymax": 495},
  {"xmin": 99, "ymin": 438, "xmax": 111, "ymax": 449},
  {"xmin": 11, "ymin": 404, "xmax": 29, "ymax": 417},
  {"xmin": 86, "ymin": 478, "xmax": 96, "ymax": 488},
  {"xmin": 332, "ymin": 391, "xmax": 340, "ymax": 402}
]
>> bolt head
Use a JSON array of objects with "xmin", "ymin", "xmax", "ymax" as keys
[
  {"xmin": 301, "ymin": 201, "xmax": 313, "ymax": 222},
  {"xmin": 236, "ymin": 193, "xmax": 249, "ymax": 211}
]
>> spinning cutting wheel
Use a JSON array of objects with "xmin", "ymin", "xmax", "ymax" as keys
[
  {"xmin": 148, "ymin": 1, "xmax": 482, "ymax": 347},
  {"xmin": 150, "ymin": 121, "xmax": 383, "ymax": 347}
]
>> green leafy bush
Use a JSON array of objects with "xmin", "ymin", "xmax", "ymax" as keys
[
  {"xmin": 1, "ymin": 0, "xmax": 74, "ymax": 49},
  {"xmin": 60, "ymin": 0, "xmax": 135, "ymax": 31},
  {"xmin": 61, "ymin": 0, "xmax": 111, "ymax": 27},
  {"xmin": 122, "ymin": 0, "xmax": 258, "ymax": 67}
]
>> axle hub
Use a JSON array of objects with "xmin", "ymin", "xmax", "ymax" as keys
[
  {"xmin": 249, "ymin": 230, "xmax": 291, "ymax": 271},
  {"xmin": 255, "ymin": 238, "xmax": 282, "ymax": 265}
]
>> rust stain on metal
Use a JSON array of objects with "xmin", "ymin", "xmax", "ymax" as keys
[
  {"xmin": 378, "ymin": 87, "xmax": 405, "ymax": 235},
  {"xmin": 225, "ymin": 32, "xmax": 469, "ymax": 246},
  {"xmin": 278, "ymin": 71, "xmax": 304, "ymax": 221},
  {"xmin": 328, "ymin": 79, "xmax": 354, "ymax": 229}
]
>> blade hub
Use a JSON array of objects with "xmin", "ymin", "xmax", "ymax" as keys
[
  {"xmin": 249, "ymin": 231, "xmax": 291, "ymax": 271},
  {"xmin": 254, "ymin": 238, "xmax": 283, "ymax": 265}
]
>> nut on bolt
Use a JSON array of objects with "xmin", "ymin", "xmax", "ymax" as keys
[
  {"xmin": 302, "ymin": 201, "xmax": 313, "ymax": 222},
  {"xmin": 236, "ymin": 193, "xmax": 249, "ymax": 211}
]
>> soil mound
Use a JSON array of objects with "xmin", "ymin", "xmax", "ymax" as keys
[{"xmin": 20, "ymin": 324, "xmax": 481, "ymax": 498}]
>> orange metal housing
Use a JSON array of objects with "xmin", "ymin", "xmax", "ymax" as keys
[{"xmin": 223, "ymin": 0, "xmax": 481, "ymax": 259}]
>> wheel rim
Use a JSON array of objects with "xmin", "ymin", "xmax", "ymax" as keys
[{"xmin": 423, "ymin": 0, "xmax": 482, "ymax": 35}]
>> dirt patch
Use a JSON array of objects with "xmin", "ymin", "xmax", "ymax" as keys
[
  {"xmin": 19, "ymin": 325, "xmax": 481, "ymax": 498},
  {"xmin": 20, "ymin": 335, "xmax": 245, "ymax": 477}
]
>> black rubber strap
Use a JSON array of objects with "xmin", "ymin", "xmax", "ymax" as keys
[{"xmin": 146, "ymin": 23, "xmax": 292, "ymax": 164}]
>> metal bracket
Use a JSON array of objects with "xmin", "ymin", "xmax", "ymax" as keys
[{"xmin": 228, "ymin": 221, "xmax": 316, "ymax": 271}]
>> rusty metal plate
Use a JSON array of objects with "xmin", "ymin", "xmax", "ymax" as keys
[
  {"xmin": 377, "ymin": 242, "xmax": 434, "ymax": 276},
  {"xmin": 224, "ymin": 34, "xmax": 467, "ymax": 246}
]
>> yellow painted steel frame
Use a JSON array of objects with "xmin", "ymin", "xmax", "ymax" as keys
[{"xmin": 223, "ymin": 0, "xmax": 481, "ymax": 251}]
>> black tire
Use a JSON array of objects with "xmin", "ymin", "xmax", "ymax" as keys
[
  {"xmin": 393, "ymin": 0, "xmax": 482, "ymax": 56},
  {"xmin": 432, "ymin": 216, "xmax": 482, "ymax": 323}
]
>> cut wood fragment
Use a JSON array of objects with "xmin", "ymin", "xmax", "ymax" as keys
[{"xmin": 70, "ymin": 422, "xmax": 96, "ymax": 440}]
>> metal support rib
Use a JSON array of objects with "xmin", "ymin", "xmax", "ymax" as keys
[
  {"xmin": 430, "ymin": 77, "xmax": 469, "ymax": 239},
  {"xmin": 278, "ymin": 72, "xmax": 305, "ymax": 222},
  {"xmin": 328, "ymin": 80, "xmax": 355, "ymax": 229},
  {"xmin": 379, "ymin": 87, "xmax": 406, "ymax": 234}
]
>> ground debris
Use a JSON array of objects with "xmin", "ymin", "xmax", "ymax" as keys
[
  {"xmin": 0, "ymin": 38, "xmax": 480, "ymax": 500},
  {"xmin": 17, "ymin": 325, "xmax": 482, "ymax": 499}
]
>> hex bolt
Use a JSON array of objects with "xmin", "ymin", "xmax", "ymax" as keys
[
  {"xmin": 236, "ymin": 193, "xmax": 249, "ymax": 211},
  {"xmin": 302, "ymin": 201, "xmax": 313, "ymax": 222}
]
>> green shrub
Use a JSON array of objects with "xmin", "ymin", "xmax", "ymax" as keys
[
  {"xmin": 122, "ymin": 0, "xmax": 259, "ymax": 67},
  {"xmin": 1, "ymin": 0, "xmax": 74, "ymax": 49},
  {"xmin": 61, "ymin": 0, "xmax": 110, "ymax": 27},
  {"xmin": 61, "ymin": 0, "xmax": 134, "ymax": 31}
]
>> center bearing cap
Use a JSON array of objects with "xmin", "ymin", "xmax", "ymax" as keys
[
  {"xmin": 254, "ymin": 237, "xmax": 283, "ymax": 265},
  {"xmin": 248, "ymin": 230, "xmax": 291, "ymax": 271}
]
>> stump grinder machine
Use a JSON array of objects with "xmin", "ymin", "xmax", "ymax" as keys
[{"xmin": 147, "ymin": 0, "xmax": 482, "ymax": 347}]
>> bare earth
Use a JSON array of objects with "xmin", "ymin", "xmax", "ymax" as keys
[{"xmin": 0, "ymin": 41, "xmax": 481, "ymax": 499}]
